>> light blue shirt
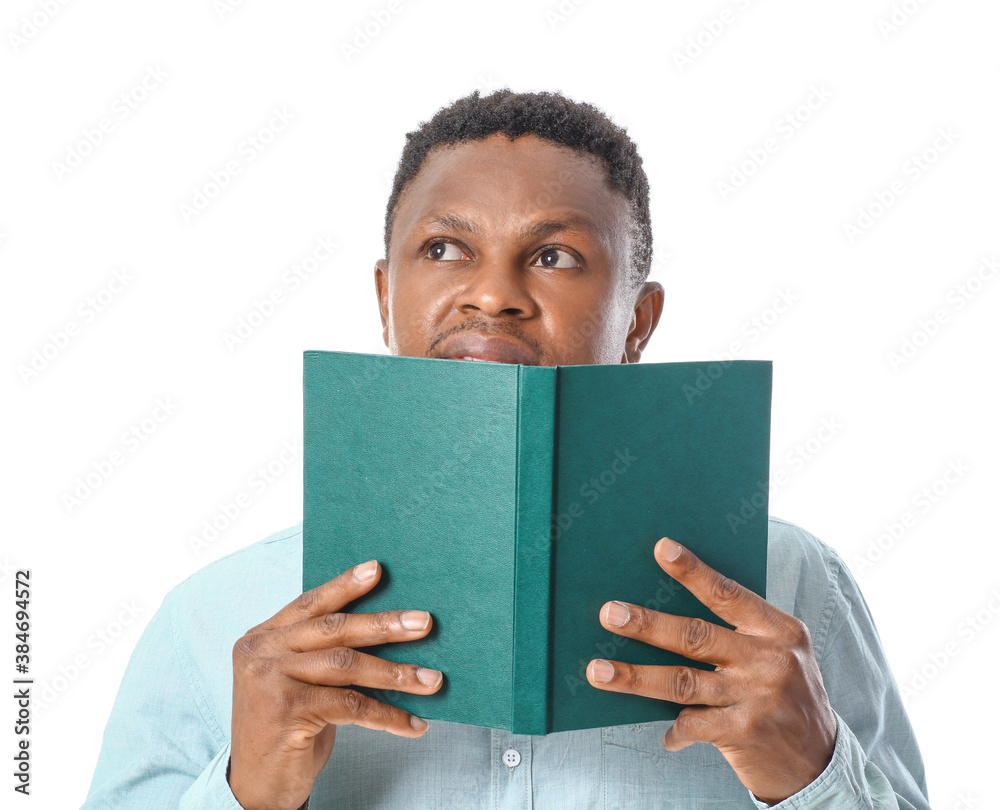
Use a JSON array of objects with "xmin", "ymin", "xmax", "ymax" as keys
[{"xmin": 83, "ymin": 517, "xmax": 929, "ymax": 809}]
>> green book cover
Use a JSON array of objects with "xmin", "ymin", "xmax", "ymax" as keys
[{"xmin": 302, "ymin": 350, "xmax": 771, "ymax": 735}]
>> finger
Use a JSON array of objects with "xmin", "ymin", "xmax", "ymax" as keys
[
  {"xmin": 654, "ymin": 538, "xmax": 780, "ymax": 635},
  {"xmin": 249, "ymin": 608, "xmax": 433, "ymax": 656},
  {"xmin": 275, "ymin": 647, "xmax": 444, "ymax": 694},
  {"xmin": 662, "ymin": 705, "xmax": 727, "ymax": 751},
  {"xmin": 585, "ymin": 659, "xmax": 730, "ymax": 706},
  {"xmin": 248, "ymin": 560, "xmax": 383, "ymax": 634},
  {"xmin": 303, "ymin": 684, "xmax": 432, "ymax": 738},
  {"xmin": 598, "ymin": 600, "xmax": 749, "ymax": 667}
]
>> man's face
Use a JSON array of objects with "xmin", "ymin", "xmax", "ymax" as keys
[{"xmin": 375, "ymin": 133, "xmax": 663, "ymax": 366}]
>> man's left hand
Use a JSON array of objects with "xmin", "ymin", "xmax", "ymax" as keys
[{"xmin": 586, "ymin": 537, "xmax": 837, "ymax": 806}]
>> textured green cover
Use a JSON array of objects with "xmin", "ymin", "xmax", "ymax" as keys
[{"xmin": 302, "ymin": 351, "xmax": 771, "ymax": 735}]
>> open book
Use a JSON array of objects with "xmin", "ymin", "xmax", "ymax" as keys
[{"xmin": 303, "ymin": 351, "xmax": 771, "ymax": 734}]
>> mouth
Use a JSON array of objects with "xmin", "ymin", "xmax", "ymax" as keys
[{"xmin": 438, "ymin": 334, "xmax": 538, "ymax": 366}]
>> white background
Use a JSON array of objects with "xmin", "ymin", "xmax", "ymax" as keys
[{"xmin": 3, "ymin": 0, "xmax": 998, "ymax": 807}]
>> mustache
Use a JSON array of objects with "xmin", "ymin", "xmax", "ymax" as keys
[{"xmin": 428, "ymin": 318, "xmax": 544, "ymax": 358}]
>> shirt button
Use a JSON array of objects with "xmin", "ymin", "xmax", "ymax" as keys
[{"xmin": 501, "ymin": 748, "xmax": 521, "ymax": 768}]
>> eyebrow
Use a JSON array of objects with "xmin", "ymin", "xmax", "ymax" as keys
[{"xmin": 420, "ymin": 213, "xmax": 598, "ymax": 242}]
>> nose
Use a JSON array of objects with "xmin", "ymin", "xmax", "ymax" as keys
[{"xmin": 455, "ymin": 256, "xmax": 537, "ymax": 319}]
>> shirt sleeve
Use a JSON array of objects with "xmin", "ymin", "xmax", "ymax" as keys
[
  {"xmin": 81, "ymin": 588, "xmax": 244, "ymax": 810},
  {"xmin": 746, "ymin": 712, "xmax": 923, "ymax": 809},
  {"xmin": 748, "ymin": 545, "xmax": 930, "ymax": 810}
]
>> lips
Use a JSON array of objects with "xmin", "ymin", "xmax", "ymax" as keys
[{"xmin": 438, "ymin": 333, "xmax": 538, "ymax": 365}]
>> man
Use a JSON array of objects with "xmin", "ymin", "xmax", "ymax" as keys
[{"xmin": 84, "ymin": 89, "xmax": 929, "ymax": 809}]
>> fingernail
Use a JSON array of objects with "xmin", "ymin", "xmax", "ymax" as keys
[
  {"xmin": 354, "ymin": 560, "xmax": 378, "ymax": 581},
  {"xmin": 656, "ymin": 538, "xmax": 683, "ymax": 562},
  {"xmin": 400, "ymin": 610, "xmax": 430, "ymax": 631},
  {"xmin": 604, "ymin": 601, "xmax": 630, "ymax": 627},
  {"xmin": 590, "ymin": 659, "xmax": 615, "ymax": 684},
  {"xmin": 416, "ymin": 667, "xmax": 442, "ymax": 688},
  {"xmin": 410, "ymin": 715, "xmax": 428, "ymax": 732}
]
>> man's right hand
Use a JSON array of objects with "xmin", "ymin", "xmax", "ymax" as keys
[{"xmin": 228, "ymin": 559, "xmax": 442, "ymax": 810}]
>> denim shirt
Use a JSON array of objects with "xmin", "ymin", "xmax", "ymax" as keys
[{"xmin": 83, "ymin": 518, "xmax": 930, "ymax": 809}]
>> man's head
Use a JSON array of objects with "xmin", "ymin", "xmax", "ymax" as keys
[{"xmin": 375, "ymin": 88, "xmax": 664, "ymax": 366}]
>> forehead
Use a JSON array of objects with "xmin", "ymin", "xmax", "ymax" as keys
[{"xmin": 390, "ymin": 133, "xmax": 632, "ymax": 252}]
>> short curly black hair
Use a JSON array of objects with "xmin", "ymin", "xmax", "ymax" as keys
[{"xmin": 383, "ymin": 88, "xmax": 653, "ymax": 291}]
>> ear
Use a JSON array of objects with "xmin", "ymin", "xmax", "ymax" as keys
[
  {"xmin": 622, "ymin": 281, "xmax": 664, "ymax": 364},
  {"xmin": 374, "ymin": 258, "xmax": 390, "ymax": 349}
]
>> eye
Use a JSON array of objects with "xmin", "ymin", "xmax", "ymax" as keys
[
  {"xmin": 534, "ymin": 248, "xmax": 579, "ymax": 269},
  {"xmin": 426, "ymin": 241, "xmax": 466, "ymax": 261}
]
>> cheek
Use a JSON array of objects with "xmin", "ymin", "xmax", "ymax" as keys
[
  {"xmin": 387, "ymin": 278, "xmax": 453, "ymax": 350},
  {"xmin": 550, "ymin": 303, "xmax": 626, "ymax": 364}
]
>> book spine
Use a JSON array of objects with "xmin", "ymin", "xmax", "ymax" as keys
[{"xmin": 510, "ymin": 365, "xmax": 557, "ymax": 736}]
